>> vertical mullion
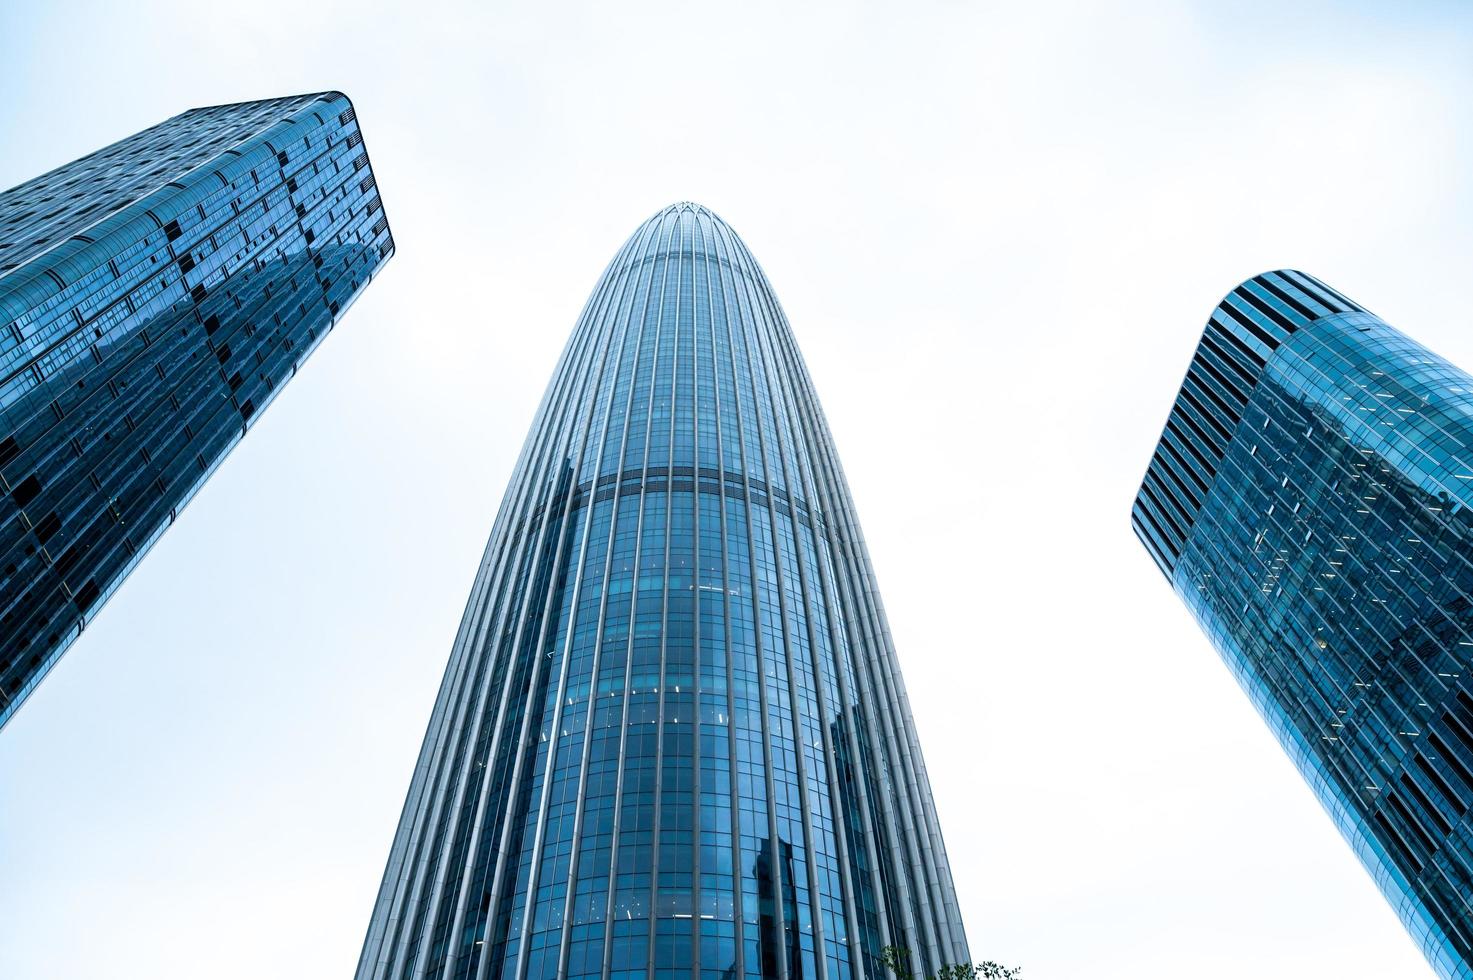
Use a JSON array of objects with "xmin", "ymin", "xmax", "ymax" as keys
[
  {"xmin": 380, "ymin": 225, "xmax": 631, "ymax": 980},
  {"xmin": 457, "ymin": 222, "xmax": 659, "ymax": 980}
]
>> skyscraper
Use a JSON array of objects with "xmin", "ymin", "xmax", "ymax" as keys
[
  {"xmin": 358, "ymin": 203, "xmax": 967, "ymax": 980},
  {"xmin": 0, "ymin": 92, "xmax": 393, "ymax": 729},
  {"xmin": 1133, "ymin": 271, "xmax": 1473, "ymax": 980}
]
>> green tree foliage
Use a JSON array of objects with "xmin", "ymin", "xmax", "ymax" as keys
[{"xmin": 880, "ymin": 945, "xmax": 1023, "ymax": 980}]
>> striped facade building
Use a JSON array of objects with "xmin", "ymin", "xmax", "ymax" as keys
[{"xmin": 358, "ymin": 203, "xmax": 968, "ymax": 980}]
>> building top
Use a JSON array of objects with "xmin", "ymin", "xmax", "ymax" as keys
[
  {"xmin": 1131, "ymin": 270, "xmax": 1367, "ymax": 578},
  {"xmin": 0, "ymin": 93, "xmax": 392, "ymax": 330}
]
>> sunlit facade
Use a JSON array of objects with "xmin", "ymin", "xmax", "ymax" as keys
[
  {"xmin": 1134, "ymin": 271, "xmax": 1473, "ymax": 980},
  {"xmin": 0, "ymin": 92, "xmax": 394, "ymax": 728},
  {"xmin": 358, "ymin": 203, "xmax": 967, "ymax": 980}
]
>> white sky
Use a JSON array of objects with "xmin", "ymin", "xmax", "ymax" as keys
[{"xmin": 2, "ymin": 2, "xmax": 1471, "ymax": 978}]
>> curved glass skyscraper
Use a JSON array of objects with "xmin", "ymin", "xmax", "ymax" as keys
[
  {"xmin": 358, "ymin": 203, "xmax": 968, "ymax": 980},
  {"xmin": 1134, "ymin": 271, "xmax": 1473, "ymax": 980}
]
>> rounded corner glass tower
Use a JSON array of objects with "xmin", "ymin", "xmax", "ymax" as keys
[
  {"xmin": 1134, "ymin": 270, "xmax": 1473, "ymax": 980},
  {"xmin": 357, "ymin": 202, "xmax": 968, "ymax": 980}
]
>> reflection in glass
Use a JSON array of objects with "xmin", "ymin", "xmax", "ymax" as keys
[
  {"xmin": 0, "ymin": 92, "xmax": 394, "ymax": 728},
  {"xmin": 1134, "ymin": 271, "xmax": 1473, "ymax": 980}
]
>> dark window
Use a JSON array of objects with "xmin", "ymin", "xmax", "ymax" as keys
[
  {"xmin": 73, "ymin": 580, "xmax": 100, "ymax": 611},
  {"xmin": 12, "ymin": 474, "xmax": 41, "ymax": 508},
  {"xmin": 33, "ymin": 512, "xmax": 61, "ymax": 545},
  {"xmin": 53, "ymin": 542, "xmax": 83, "ymax": 577}
]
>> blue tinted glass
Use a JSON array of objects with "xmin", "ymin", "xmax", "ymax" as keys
[
  {"xmin": 1135, "ymin": 271, "xmax": 1473, "ymax": 980},
  {"xmin": 0, "ymin": 92, "xmax": 394, "ymax": 728},
  {"xmin": 358, "ymin": 204, "xmax": 966, "ymax": 980}
]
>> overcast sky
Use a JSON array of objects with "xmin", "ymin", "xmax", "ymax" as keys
[{"xmin": 2, "ymin": 2, "xmax": 1472, "ymax": 978}]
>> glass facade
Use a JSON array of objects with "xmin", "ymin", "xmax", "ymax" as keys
[
  {"xmin": 1133, "ymin": 271, "xmax": 1473, "ymax": 980},
  {"xmin": 0, "ymin": 92, "xmax": 394, "ymax": 729},
  {"xmin": 358, "ymin": 203, "xmax": 967, "ymax": 980}
]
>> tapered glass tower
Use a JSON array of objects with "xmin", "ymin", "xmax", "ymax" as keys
[
  {"xmin": 1134, "ymin": 271, "xmax": 1473, "ymax": 980},
  {"xmin": 359, "ymin": 203, "xmax": 967, "ymax": 980},
  {"xmin": 0, "ymin": 92, "xmax": 393, "ymax": 728}
]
